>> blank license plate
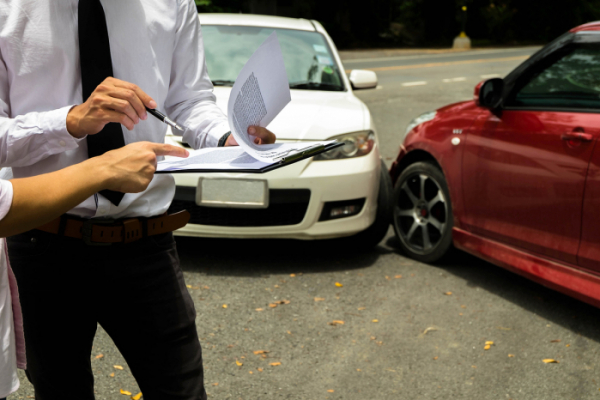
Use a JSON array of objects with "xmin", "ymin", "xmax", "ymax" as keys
[{"xmin": 196, "ymin": 178, "xmax": 269, "ymax": 209}]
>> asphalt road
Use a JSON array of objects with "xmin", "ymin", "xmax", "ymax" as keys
[{"xmin": 11, "ymin": 47, "xmax": 600, "ymax": 400}]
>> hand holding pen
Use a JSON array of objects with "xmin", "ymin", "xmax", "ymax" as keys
[{"xmin": 66, "ymin": 77, "xmax": 184, "ymax": 138}]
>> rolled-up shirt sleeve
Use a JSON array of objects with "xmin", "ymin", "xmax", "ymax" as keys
[
  {"xmin": 164, "ymin": 0, "xmax": 230, "ymax": 150},
  {"xmin": 0, "ymin": 55, "xmax": 79, "ymax": 169},
  {"xmin": 0, "ymin": 179, "xmax": 13, "ymax": 221}
]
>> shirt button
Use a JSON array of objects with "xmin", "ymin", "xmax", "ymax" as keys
[{"xmin": 59, "ymin": 140, "xmax": 66, "ymax": 147}]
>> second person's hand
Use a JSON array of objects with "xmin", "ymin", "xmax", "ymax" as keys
[
  {"xmin": 224, "ymin": 126, "xmax": 276, "ymax": 146},
  {"xmin": 96, "ymin": 142, "xmax": 189, "ymax": 194}
]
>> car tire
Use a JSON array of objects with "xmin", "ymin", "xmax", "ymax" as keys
[
  {"xmin": 392, "ymin": 161, "xmax": 453, "ymax": 263},
  {"xmin": 339, "ymin": 159, "xmax": 393, "ymax": 248}
]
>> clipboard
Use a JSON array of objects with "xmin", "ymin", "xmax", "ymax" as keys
[{"xmin": 156, "ymin": 141, "xmax": 344, "ymax": 174}]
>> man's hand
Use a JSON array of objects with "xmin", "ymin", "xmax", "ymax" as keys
[
  {"xmin": 67, "ymin": 77, "xmax": 156, "ymax": 138},
  {"xmin": 225, "ymin": 126, "xmax": 276, "ymax": 146},
  {"xmin": 98, "ymin": 142, "xmax": 188, "ymax": 193}
]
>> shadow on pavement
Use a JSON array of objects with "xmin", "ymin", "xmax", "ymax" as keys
[
  {"xmin": 176, "ymin": 236, "xmax": 392, "ymax": 277},
  {"xmin": 385, "ymin": 235, "xmax": 600, "ymax": 344}
]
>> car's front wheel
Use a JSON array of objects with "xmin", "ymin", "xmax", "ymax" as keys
[{"xmin": 392, "ymin": 161, "xmax": 453, "ymax": 263}]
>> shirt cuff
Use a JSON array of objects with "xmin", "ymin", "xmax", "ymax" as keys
[
  {"xmin": 206, "ymin": 121, "xmax": 231, "ymax": 148},
  {"xmin": 39, "ymin": 105, "xmax": 81, "ymax": 152},
  {"xmin": 0, "ymin": 179, "xmax": 14, "ymax": 221}
]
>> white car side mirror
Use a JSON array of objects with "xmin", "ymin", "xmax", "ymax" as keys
[{"xmin": 349, "ymin": 70, "xmax": 378, "ymax": 90}]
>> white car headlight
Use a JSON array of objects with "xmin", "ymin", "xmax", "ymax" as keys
[
  {"xmin": 314, "ymin": 130, "xmax": 375, "ymax": 161},
  {"xmin": 404, "ymin": 111, "xmax": 436, "ymax": 141}
]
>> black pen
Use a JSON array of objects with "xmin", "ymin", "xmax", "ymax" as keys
[{"xmin": 145, "ymin": 107, "xmax": 185, "ymax": 132}]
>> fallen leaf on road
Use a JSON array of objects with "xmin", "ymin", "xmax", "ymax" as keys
[
  {"xmin": 422, "ymin": 327, "xmax": 438, "ymax": 335},
  {"xmin": 356, "ymin": 369, "xmax": 361, "ymax": 371},
  {"xmin": 120, "ymin": 389, "xmax": 132, "ymax": 395},
  {"xmin": 314, "ymin": 297, "xmax": 325, "ymax": 302},
  {"xmin": 222, "ymin": 304, "xmax": 228, "ymax": 309},
  {"xmin": 566, "ymin": 344, "xmax": 571, "ymax": 347},
  {"xmin": 236, "ymin": 360, "xmax": 243, "ymax": 366},
  {"xmin": 131, "ymin": 393, "xmax": 142, "ymax": 400},
  {"xmin": 550, "ymin": 339, "xmax": 561, "ymax": 343},
  {"xmin": 484, "ymin": 345, "xmax": 491, "ymax": 350},
  {"xmin": 335, "ymin": 282, "xmax": 343, "ymax": 287},
  {"xmin": 269, "ymin": 303, "xmax": 278, "ymax": 308},
  {"xmin": 372, "ymin": 319, "xmax": 379, "ymax": 323},
  {"xmin": 328, "ymin": 320, "xmax": 345, "ymax": 326},
  {"xmin": 485, "ymin": 341, "xmax": 494, "ymax": 345},
  {"xmin": 290, "ymin": 274, "xmax": 296, "ymax": 277},
  {"xmin": 433, "ymin": 356, "xmax": 438, "ymax": 360},
  {"xmin": 357, "ymin": 307, "xmax": 366, "ymax": 310},
  {"xmin": 109, "ymin": 373, "xmax": 115, "ymax": 377},
  {"xmin": 249, "ymin": 371, "xmax": 253, "ymax": 374},
  {"xmin": 270, "ymin": 362, "xmax": 281, "ymax": 366},
  {"xmin": 95, "ymin": 354, "xmax": 104, "ymax": 359},
  {"xmin": 460, "ymin": 305, "xmax": 466, "ymax": 309},
  {"xmin": 376, "ymin": 341, "xmax": 383, "ymax": 346},
  {"xmin": 508, "ymin": 354, "xmax": 515, "ymax": 358},
  {"xmin": 257, "ymin": 367, "xmax": 263, "ymax": 372},
  {"xmin": 287, "ymin": 331, "xmax": 292, "ymax": 335},
  {"xmin": 114, "ymin": 365, "xmax": 124, "ymax": 370},
  {"xmin": 255, "ymin": 308, "xmax": 264, "ymax": 312},
  {"xmin": 203, "ymin": 286, "xmax": 210, "ymax": 289},
  {"xmin": 543, "ymin": 359, "xmax": 559, "ymax": 363},
  {"xmin": 385, "ymin": 276, "xmax": 391, "ymax": 280},
  {"xmin": 395, "ymin": 275, "xmax": 402, "ymax": 279},
  {"xmin": 274, "ymin": 285, "xmax": 279, "ymax": 288},
  {"xmin": 186, "ymin": 284, "xmax": 192, "ymax": 288},
  {"xmin": 370, "ymin": 336, "xmax": 376, "ymax": 340},
  {"xmin": 253, "ymin": 350, "xmax": 269, "ymax": 355},
  {"xmin": 444, "ymin": 292, "xmax": 452, "ymax": 295},
  {"xmin": 212, "ymin": 383, "xmax": 219, "ymax": 386},
  {"xmin": 327, "ymin": 389, "xmax": 335, "ymax": 393}
]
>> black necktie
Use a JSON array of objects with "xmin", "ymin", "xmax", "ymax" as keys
[{"xmin": 78, "ymin": 0, "xmax": 126, "ymax": 206}]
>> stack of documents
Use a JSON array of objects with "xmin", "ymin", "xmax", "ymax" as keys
[{"xmin": 157, "ymin": 32, "xmax": 341, "ymax": 174}]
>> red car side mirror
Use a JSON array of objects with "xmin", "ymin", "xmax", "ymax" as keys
[{"xmin": 475, "ymin": 78, "xmax": 504, "ymax": 109}]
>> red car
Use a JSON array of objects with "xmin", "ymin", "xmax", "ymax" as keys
[{"xmin": 389, "ymin": 22, "xmax": 600, "ymax": 308}]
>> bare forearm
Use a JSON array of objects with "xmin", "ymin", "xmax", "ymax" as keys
[{"xmin": 0, "ymin": 158, "xmax": 108, "ymax": 237}]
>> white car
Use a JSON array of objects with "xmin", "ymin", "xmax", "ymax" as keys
[{"xmin": 165, "ymin": 13, "xmax": 391, "ymax": 246}]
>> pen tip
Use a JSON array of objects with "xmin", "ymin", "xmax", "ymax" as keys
[{"xmin": 175, "ymin": 124, "xmax": 185, "ymax": 132}]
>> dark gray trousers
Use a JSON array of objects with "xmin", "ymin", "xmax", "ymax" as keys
[{"xmin": 8, "ymin": 230, "xmax": 206, "ymax": 400}]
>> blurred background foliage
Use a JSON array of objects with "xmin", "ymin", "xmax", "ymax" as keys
[{"xmin": 195, "ymin": 0, "xmax": 600, "ymax": 48}]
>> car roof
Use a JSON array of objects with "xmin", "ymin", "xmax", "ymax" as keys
[
  {"xmin": 198, "ymin": 13, "xmax": 316, "ymax": 32},
  {"xmin": 570, "ymin": 21, "xmax": 600, "ymax": 32}
]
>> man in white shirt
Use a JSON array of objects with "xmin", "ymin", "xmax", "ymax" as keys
[{"xmin": 0, "ymin": 1, "xmax": 275, "ymax": 399}]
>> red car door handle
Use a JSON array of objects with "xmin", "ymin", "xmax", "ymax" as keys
[{"xmin": 561, "ymin": 131, "xmax": 593, "ymax": 142}]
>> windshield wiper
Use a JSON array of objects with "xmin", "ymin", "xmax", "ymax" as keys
[
  {"xmin": 212, "ymin": 80, "xmax": 235, "ymax": 86},
  {"xmin": 289, "ymin": 81, "xmax": 344, "ymax": 91}
]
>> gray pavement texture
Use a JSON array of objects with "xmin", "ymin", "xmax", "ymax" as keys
[{"xmin": 11, "ymin": 47, "xmax": 600, "ymax": 400}]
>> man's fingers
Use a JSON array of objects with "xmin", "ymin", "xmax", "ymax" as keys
[
  {"xmin": 108, "ymin": 98, "xmax": 140, "ymax": 124},
  {"xmin": 110, "ymin": 88, "xmax": 148, "ymax": 120},
  {"xmin": 104, "ymin": 109, "xmax": 136, "ymax": 131},
  {"xmin": 113, "ymin": 79, "xmax": 156, "ymax": 109},
  {"xmin": 149, "ymin": 143, "xmax": 189, "ymax": 158},
  {"xmin": 248, "ymin": 126, "xmax": 276, "ymax": 144}
]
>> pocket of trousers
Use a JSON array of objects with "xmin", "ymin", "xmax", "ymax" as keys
[{"xmin": 6, "ymin": 230, "xmax": 54, "ymax": 259}]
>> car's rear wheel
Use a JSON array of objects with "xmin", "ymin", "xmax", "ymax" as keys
[{"xmin": 392, "ymin": 161, "xmax": 453, "ymax": 263}]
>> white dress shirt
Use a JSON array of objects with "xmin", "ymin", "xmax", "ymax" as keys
[
  {"xmin": 0, "ymin": 180, "xmax": 18, "ymax": 398},
  {"xmin": 0, "ymin": 0, "xmax": 229, "ymax": 218}
]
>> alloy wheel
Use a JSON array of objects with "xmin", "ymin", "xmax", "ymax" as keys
[{"xmin": 394, "ymin": 173, "xmax": 448, "ymax": 255}]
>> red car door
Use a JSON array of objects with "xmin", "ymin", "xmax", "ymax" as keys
[
  {"xmin": 462, "ymin": 44, "xmax": 600, "ymax": 265},
  {"xmin": 579, "ymin": 140, "xmax": 600, "ymax": 273}
]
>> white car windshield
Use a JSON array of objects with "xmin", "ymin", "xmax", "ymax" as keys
[{"xmin": 203, "ymin": 25, "xmax": 345, "ymax": 92}]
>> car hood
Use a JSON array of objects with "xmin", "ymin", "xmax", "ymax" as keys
[{"xmin": 213, "ymin": 87, "xmax": 369, "ymax": 141}]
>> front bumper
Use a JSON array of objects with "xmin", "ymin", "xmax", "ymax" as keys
[{"xmin": 167, "ymin": 146, "xmax": 381, "ymax": 240}]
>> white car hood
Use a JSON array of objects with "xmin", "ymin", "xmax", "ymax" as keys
[{"xmin": 213, "ymin": 87, "xmax": 369, "ymax": 141}]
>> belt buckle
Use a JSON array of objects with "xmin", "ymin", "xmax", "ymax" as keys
[{"xmin": 82, "ymin": 218, "xmax": 116, "ymax": 246}]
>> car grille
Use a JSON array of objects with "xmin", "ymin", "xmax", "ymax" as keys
[{"xmin": 168, "ymin": 187, "xmax": 311, "ymax": 227}]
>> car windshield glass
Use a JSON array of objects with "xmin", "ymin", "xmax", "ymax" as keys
[
  {"xmin": 202, "ymin": 25, "xmax": 345, "ymax": 91},
  {"xmin": 509, "ymin": 45, "xmax": 600, "ymax": 110}
]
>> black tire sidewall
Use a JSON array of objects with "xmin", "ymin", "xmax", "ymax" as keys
[{"xmin": 392, "ymin": 161, "xmax": 453, "ymax": 263}]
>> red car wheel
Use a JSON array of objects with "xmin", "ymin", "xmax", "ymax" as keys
[{"xmin": 392, "ymin": 161, "xmax": 453, "ymax": 263}]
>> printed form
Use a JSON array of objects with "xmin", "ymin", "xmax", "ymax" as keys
[{"xmin": 157, "ymin": 32, "xmax": 334, "ymax": 173}]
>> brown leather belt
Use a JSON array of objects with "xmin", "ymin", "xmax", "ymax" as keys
[{"xmin": 35, "ymin": 210, "xmax": 191, "ymax": 245}]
